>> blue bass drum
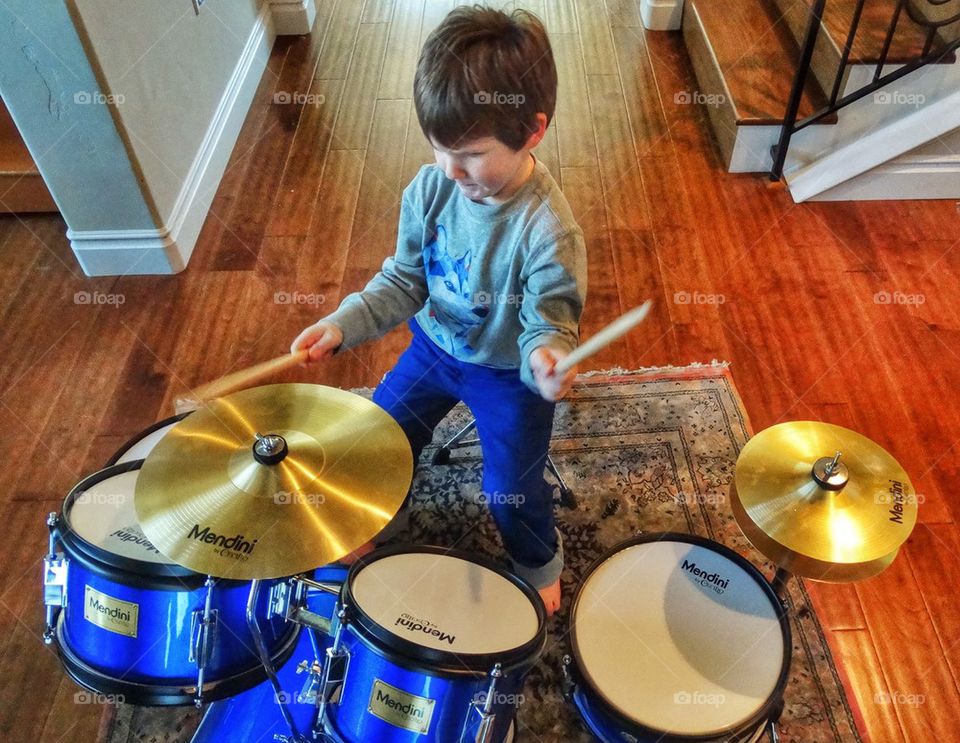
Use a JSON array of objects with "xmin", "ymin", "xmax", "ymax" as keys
[
  {"xmin": 43, "ymin": 461, "xmax": 300, "ymax": 705},
  {"xmin": 319, "ymin": 546, "xmax": 547, "ymax": 743},
  {"xmin": 191, "ymin": 564, "xmax": 350, "ymax": 742},
  {"xmin": 562, "ymin": 533, "xmax": 791, "ymax": 742}
]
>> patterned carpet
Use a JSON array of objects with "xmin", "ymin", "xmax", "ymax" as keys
[{"xmin": 104, "ymin": 366, "xmax": 863, "ymax": 742}]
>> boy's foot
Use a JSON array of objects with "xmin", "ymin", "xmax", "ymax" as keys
[
  {"xmin": 538, "ymin": 578, "xmax": 561, "ymax": 617},
  {"xmin": 338, "ymin": 541, "xmax": 376, "ymax": 565}
]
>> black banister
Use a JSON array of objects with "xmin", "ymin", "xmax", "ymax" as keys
[{"xmin": 770, "ymin": 0, "xmax": 960, "ymax": 181}]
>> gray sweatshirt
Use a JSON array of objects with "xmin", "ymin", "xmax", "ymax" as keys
[{"xmin": 326, "ymin": 156, "xmax": 587, "ymax": 391}]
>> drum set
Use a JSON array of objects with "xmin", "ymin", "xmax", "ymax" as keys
[{"xmin": 41, "ymin": 381, "xmax": 918, "ymax": 742}]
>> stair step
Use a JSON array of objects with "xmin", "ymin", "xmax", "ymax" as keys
[
  {"xmin": 685, "ymin": 0, "xmax": 836, "ymax": 126},
  {"xmin": 771, "ymin": 0, "xmax": 957, "ymax": 97},
  {"xmin": 683, "ymin": 0, "xmax": 837, "ymax": 171},
  {"xmin": 0, "ymin": 102, "xmax": 56, "ymax": 213}
]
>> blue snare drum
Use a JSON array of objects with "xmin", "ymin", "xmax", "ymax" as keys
[
  {"xmin": 317, "ymin": 546, "xmax": 546, "ymax": 743},
  {"xmin": 562, "ymin": 533, "xmax": 791, "ymax": 743},
  {"xmin": 43, "ymin": 461, "xmax": 300, "ymax": 705}
]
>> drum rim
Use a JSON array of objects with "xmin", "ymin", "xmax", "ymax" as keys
[
  {"xmin": 104, "ymin": 412, "xmax": 191, "ymax": 467},
  {"xmin": 60, "ymin": 461, "xmax": 246, "ymax": 588},
  {"xmin": 568, "ymin": 532, "xmax": 792, "ymax": 740},
  {"xmin": 342, "ymin": 544, "xmax": 548, "ymax": 675}
]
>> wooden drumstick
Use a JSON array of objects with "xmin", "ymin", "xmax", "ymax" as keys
[
  {"xmin": 555, "ymin": 300, "xmax": 653, "ymax": 374},
  {"xmin": 175, "ymin": 349, "xmax": 310, "ymax": 413}
]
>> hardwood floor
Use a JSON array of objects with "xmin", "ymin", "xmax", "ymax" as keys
[{"xmin": 1, "ymin": 1, "xmax": 958, "ymax": 740}]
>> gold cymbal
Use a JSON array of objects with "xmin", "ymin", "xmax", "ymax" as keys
[
  {"xmin": 730, "ymin": 421, "xmax": 917, "ymax": 582},
  {"xmin": 135, "ymin": 384, "xmax": 413, "ymax": 579}
]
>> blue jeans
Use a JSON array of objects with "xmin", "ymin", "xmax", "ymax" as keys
[{"xmin": 372, "ymin": 321, "xmax": 562, "ymax": 588}]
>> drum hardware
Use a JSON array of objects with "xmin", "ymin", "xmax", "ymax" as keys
[
  {"xmin": 189, "ymin": 577, "xmax": 218, "ymax": 707},
  {"xmin": 245, "ymin": 579, "xmax": 308, "ymax": 743},
  {"xmin": 295, "ymin": 658, "xmax": 326, "ymax": 705},
  {"xmin": 318, "ymin": 606, "xmax": 350, "ymax": 718},
  {"xmin": 465, "ymin": 663, "xmax": 504, "ymax": 743},
  {"xmin": 43, "ymin": 512, "xmax": 67, "ymax": 645},
  {"xmin": 559, "ymin": 655, "xmax": 576, "ymax": 702}
]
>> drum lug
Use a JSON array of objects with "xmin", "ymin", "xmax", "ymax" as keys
[
  {"xmin": 465, "ymin": 663, "xmax": 503, "ymax": 743},
  {"xmin": 43, "ymin": 513, "xmax": 67, "ymax": 645},
  {"xmin": 189, "ymin": 607, "xmax": 219, "ymax": 665},
  {"xmin": 317, "ymin": 606, "xmax": 350, "ymax": 725}
]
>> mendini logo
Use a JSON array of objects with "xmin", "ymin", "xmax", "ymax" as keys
[
  {"xmin": 888, "ymin": 480, "xmax": 906, "ymax": 524},
  {"xmin": 188, "ymin": 524, "xmax": 258, "ymax": 559},
  {"xmin": 682, "ymin": 558, "xmax": 730, "ymax": 594},
  {"xmin": 395, "ymin": 613, "xmax": 456, "ymax": 645}
]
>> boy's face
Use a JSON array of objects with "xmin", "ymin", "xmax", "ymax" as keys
[{"xmin": 429, "ymin": 115, "xmax": 547, "ymax": 205}]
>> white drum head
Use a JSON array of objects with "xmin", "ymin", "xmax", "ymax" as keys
[
  {"xmin": 68, "ymin": 468, "xmax": 171, "ymax": 565},
  {"xmin": 351, "ymin": 552, "xmax": 540, "ymax": 656},
  {"xmin": 114, "ymin": 421, "xmax": 179, "ymax": 464},
  {"xmin": 572, "ymin": 539, "xmax": 786, "ymax": 736}
]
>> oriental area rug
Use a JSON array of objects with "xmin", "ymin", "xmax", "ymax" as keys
[{"xmin": 104, "ymin": 365, "xmax": 863, "ymax": 742}]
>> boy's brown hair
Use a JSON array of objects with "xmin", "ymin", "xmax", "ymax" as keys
[{"xmin": 414, "ymin": 5, "xmax": 557, "ymax": 151}]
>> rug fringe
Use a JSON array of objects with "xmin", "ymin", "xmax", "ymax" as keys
[{"xmin": 577, "ymin": 360, "xmax": 731, "ymax": 378}]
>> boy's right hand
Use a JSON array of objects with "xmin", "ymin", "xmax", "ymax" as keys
[{"xmin": 291, "ymin": 321, "xmax": 343, "ymax": 364}]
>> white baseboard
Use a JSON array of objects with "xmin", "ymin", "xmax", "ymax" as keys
[
  {"xmin": 271, "ymin": 0, "xmax": 317, "ymax": 36},
  {"xmin": 641, "ymin": 0, "xmax": 684, "ymax": 31},
  {"xmin": 69, "ymin": 4, "xmax": 276, "ymax": 276},
  {"xmin": 811, "ymin": 151, "xmax": 960, "ymax": 201}
]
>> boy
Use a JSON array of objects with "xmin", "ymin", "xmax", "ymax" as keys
[{"xmin": 291, "ymin": 5, "xmax": 586, "ymax": 615}]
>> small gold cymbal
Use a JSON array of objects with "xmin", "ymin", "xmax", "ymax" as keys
[
  {"xmin": 135, "ymin": 384, "xmax": 413, "ymax": 579},
  {"xmin": 731, "ymin": 421, "xmax": 917, "ymax": 582}
]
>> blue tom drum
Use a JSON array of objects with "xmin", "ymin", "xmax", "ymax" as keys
[
  {"xmin": 318, "ymin": 546, "xmax": 547, "ymax": 743},
  {"xmin": 43, "ymin": 460, "xmax": 300, "ymax": 705}
]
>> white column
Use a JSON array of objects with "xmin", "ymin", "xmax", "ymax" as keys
[{"xmin": 270, "ymin": 0, "xmax": 317, "ymax": 36}]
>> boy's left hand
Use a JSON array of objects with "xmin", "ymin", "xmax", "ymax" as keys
[{"xmin": 529, "ymin": 346, "xmax": 576, "ymax": 401}]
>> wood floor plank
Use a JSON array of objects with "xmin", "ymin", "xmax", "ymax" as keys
[
  {"xmin": 544, "ymin": 0, "xmax": 578, "ymax": 34},
  {"xmin": 831, "ymin": 629, "xmax": 907, "ymax": 743},
  {"xmin": 330, "ymin": 22, "xmax": 391, "ymax": 150},
  {"xmin": 346, "ymin": 99, "xmax": 411, "ymax": 271},
  {"xmin": 574, "ymin": 0, "xmax": 618, "ymax": 75},
  {"xmin": 377, "ymin": 0, "xmax": 424, "ymax": 99},
  {"xmin": 856, "ymin": 550, "xmax": 960, "ymax": 741},
  {"xmin": 362, "ymin": 0, "xmax": 396, "ymax": 25},
  {"xmin": 553, "ymin": 33, "xmax": 599, "ymax": 168},
  {"xmin": 265, "ymin": 77, "xmax": 345, "ymax": 238},
  {"xmin": 314, "ymin": 0, "xmax": 365, "ymax": 80}
]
